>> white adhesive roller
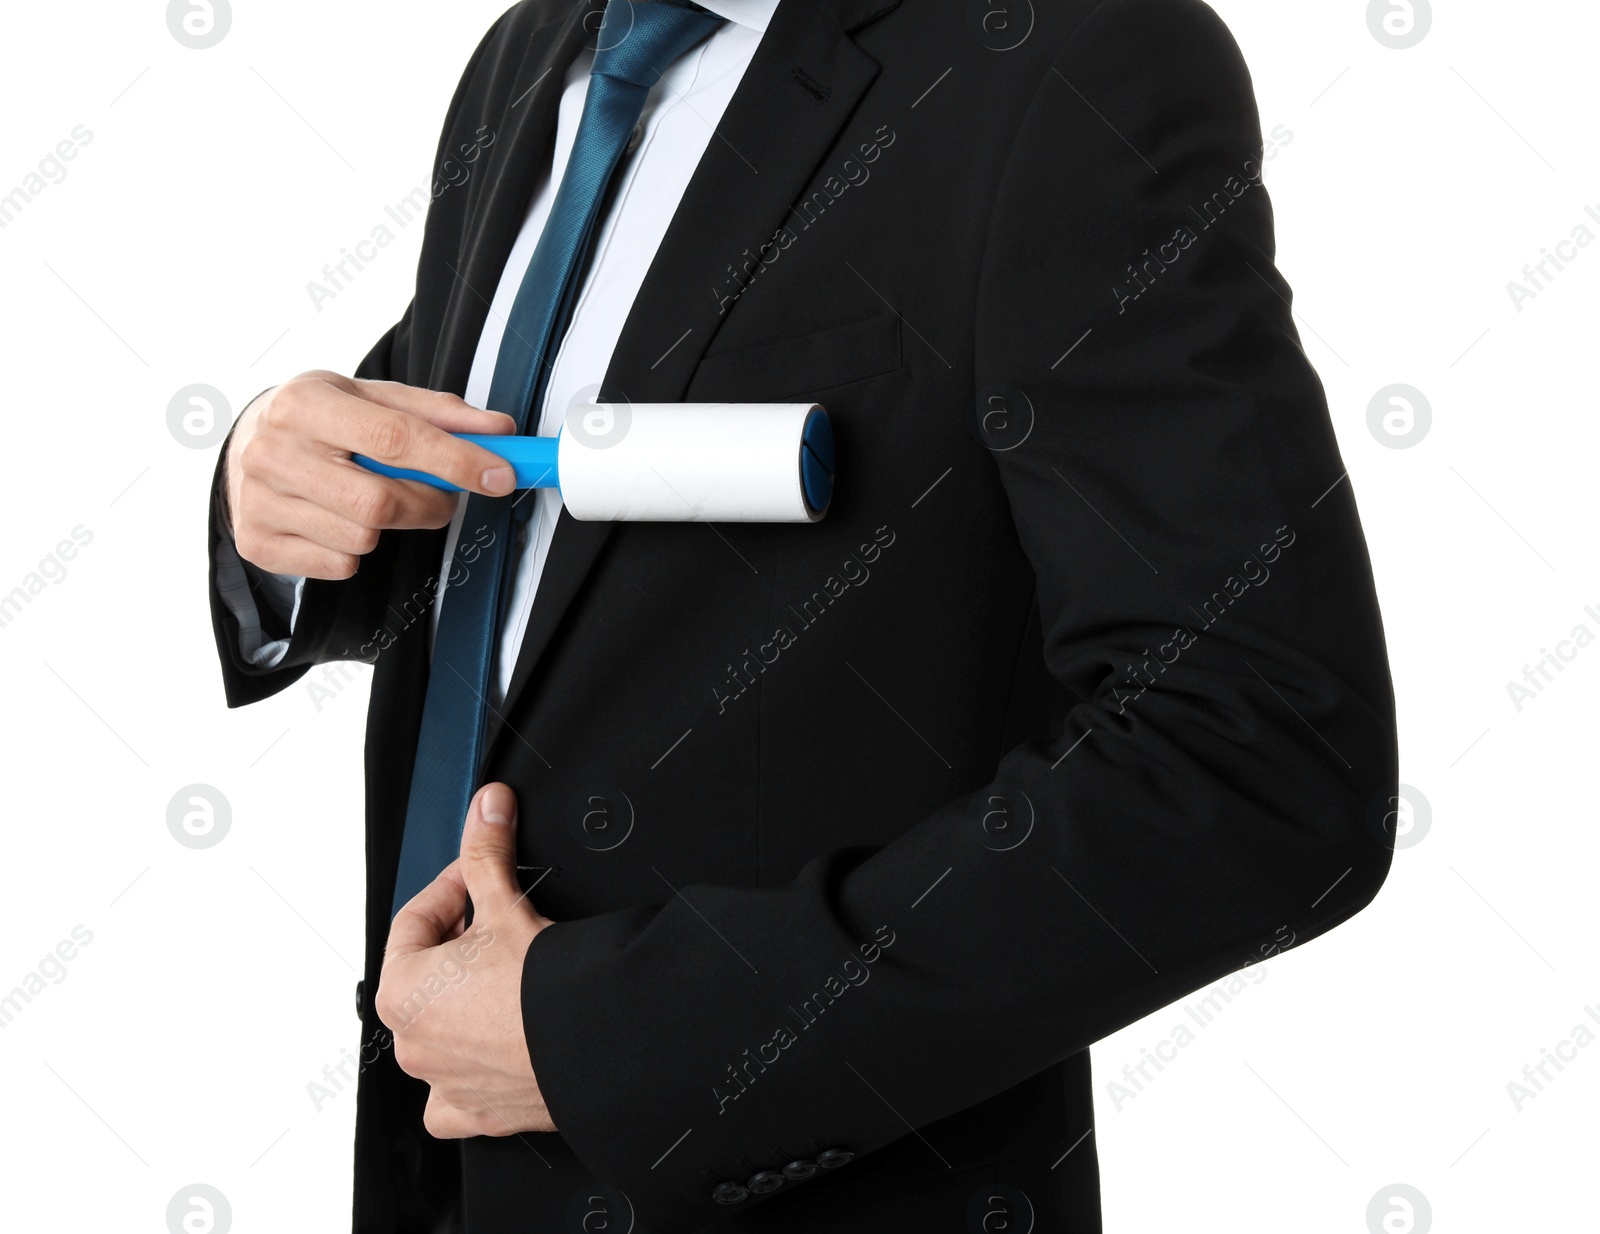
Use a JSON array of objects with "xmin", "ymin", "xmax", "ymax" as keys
[{"xmin": 560, "ymin": 402, "xmax": 829, "ymax": 523}]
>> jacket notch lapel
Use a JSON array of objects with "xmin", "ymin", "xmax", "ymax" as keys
[
  {"xmin": 431, "ymin": 2, "xmax": 601, "ymax": 397},
  {"xmin": 488, "ymin": 0, "xmax": 891, "ymax": 746}
]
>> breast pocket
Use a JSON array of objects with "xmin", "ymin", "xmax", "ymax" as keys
[{"xmin": 687, "ymin": 310, "xmax": 904, "ymax": 403}]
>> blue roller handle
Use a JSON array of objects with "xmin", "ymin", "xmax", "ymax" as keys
[{"xmin": 353, "ymin": 434, "xmax": 560, "ymax": 492}]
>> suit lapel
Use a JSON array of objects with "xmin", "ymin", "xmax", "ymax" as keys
[
  {"xmin": 484, "ymin": 0, "xmax": 896, "ymax": 753},
  {"xmin": 431, "ymin": 2, "xmax": 599, "ymax": 398}
]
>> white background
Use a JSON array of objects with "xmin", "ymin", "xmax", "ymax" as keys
[{"xmin": 0, "ymin": 1, "xmax": 1594, "ymax": 1231}]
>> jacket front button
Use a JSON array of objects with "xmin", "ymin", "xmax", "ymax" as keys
[
  {"xmin": 815, "ymin": 1148, "xmax": 855, "ymax": 1169},
  {"xmin": 712, "ymin": 1182, "xmax": 749, "ymax": 1205},
  {"xmin": 354, "ymin": 979, "xmax": 364, "ymax": 1020},
  {"xmin": 748, "ymin": 1171, "xmax": 785, "ymax": 1195}
]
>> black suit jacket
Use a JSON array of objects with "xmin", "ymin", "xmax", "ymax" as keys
[{"xmin": 209, "ymin": 0, "xmax": 1399, "ymax": 1230}]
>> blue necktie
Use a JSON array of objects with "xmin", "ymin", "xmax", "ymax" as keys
[{"xmin": 392, "ymin": 0, "xmax": 725, "ymax": 918}]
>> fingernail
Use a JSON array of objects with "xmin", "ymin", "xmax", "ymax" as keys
[
  {"xmin": 482, "ymin": 466, "xmax": 515, "ymax": 495},
  {"xmin": 480, "ymin": 784, "xmax": 513, "ymax": 825}
]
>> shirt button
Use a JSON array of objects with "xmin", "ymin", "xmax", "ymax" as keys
[
  {"xmin": 816, "ymin": 1148, "xmax": 856, "ymax": 1170},
  {"xmin": 781, "ymin": 1159, "xmax": 818, "ymax": 1181},
  {"xmin": 748, "ymin": 1171, "xmax": 785, "ymax": 1195},
  {"xmin": 712, "ymin": 1182, "xmax": 749, "ymax": 1205},
  {"xmin": 626, "ymin": 119, "xmax": 644, "ymax": 154}
]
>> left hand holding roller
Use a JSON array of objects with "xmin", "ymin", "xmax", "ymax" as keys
[{"xmin": 356, "ymin": 402, "xmax": 835, "ymax": 522}]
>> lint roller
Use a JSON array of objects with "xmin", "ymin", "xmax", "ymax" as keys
[{"xmin": 355, "ymin": 402, "xmax": 834, "ymax": 523}]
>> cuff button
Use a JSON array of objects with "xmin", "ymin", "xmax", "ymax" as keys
[
  {"xmin": 781, "ymin": 1160, "xmax": 818, "ymax": 1181},
  {"xmin": 712, "ymin": 1183, "xmax": 749, "ymax": 1205},
  {"xmin": 748, "ymin": 1171, "xmax": 785, "ymax": 1195},
  {"xmin": 816, "ymin": 1148, "xmax": 855, "ymax": 1169}
]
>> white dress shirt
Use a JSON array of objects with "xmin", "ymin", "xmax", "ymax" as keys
[{"xmin": 220, "ymin": 0, "xmax": 778, "ymax": 698}]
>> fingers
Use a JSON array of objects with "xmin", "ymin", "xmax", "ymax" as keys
[
  {"xmin": 459, "ymin": 783, "xmax": 524, "ymax": 920},
  {"xmin": 422, "ymin": 1091, "xmax": 470, "ymax": 1139},
  {"xmin": 230, "ymin": 483, "xmax": 384, "ymax": 577},
  {"xmin": 235, "ymin": 531, "xmax": 358, "ymax": 580},
  {"xmin": 226, "ymin": 370, "xmax": 519, "ymax": 579},
  {"xmin": 386, "ymin": 857, "xmax": 469, "ymax": 962},
  {"xmin": 351, "ymin": 378, "xmax": 517, "ymax": 436},
  {"xmin": 272, "ymin": 378, "xmax": 517, "ymax": 497},
  {"xmin": 248, "ymin": 493, "xmax": 380, "ymax": 556},
  {"xmin": 238, "ymin": 431, "xmax": 461, "ymax": 530},
  {"xmin": 422, "ymin": 1091, "xmax": 554, "ymax": 1139},
  {"xmin": 290, "ymin": 370, "xmax": 513, "ymax": 435},
  {"xmin": 422, "ymin": 1090, "xmax": 508, "ymax": 1140}
]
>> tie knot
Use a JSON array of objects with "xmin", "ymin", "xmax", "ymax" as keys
[{"xmin": 590, "ymin": 0, "xmax": 725, "ymax": 89}]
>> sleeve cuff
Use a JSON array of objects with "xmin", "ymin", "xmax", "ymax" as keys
[
  {"xmin": 518, "ymin": 864, "xmax": 910, "ymax": 1233},
  {"xmin": 211, "ymin": 446, "xmax": 304, "ymax": 670}
]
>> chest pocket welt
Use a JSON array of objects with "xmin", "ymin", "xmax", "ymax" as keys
[{"xmin": 687, "ymin": 310, "xmax": 903, "ymax": 403}]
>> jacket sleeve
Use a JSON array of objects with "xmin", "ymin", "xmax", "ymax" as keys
[
  {"xmin": 207, "ymin": 7, "xmax": 508, "ymax": 709},
  {"xmin": 518, "ymin": 1, "xmax": 1398, "ymax": 1229},
  {"xmin": 206, "ymin": 312, "xmax": 417, "ymax": 707}
]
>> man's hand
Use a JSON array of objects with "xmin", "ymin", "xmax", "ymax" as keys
[
  {"xmin": 225, "ymin": 370, "xmax": 518, "ymax": 579},
  {"xmin": 377, "ymin": 782, "xmax": 557, "ymax": 1137}
]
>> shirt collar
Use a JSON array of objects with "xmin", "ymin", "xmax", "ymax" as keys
[{"xmin": 695, "ymin": 0, "xmax": 780, "ymax": 33}]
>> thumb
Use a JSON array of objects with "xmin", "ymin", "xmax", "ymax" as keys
[{"xmin": 460, "ymin": 782, "xmax": 525, "ymax": 918}]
